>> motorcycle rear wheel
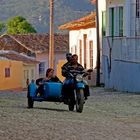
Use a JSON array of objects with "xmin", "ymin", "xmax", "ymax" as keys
[
  {"xmin": 68, "ymin": 104, "xmax": 74, "ymax": 111},
  {"xmin": 76, "ymin": 89, "xmax": 84, "ymax": 113}
]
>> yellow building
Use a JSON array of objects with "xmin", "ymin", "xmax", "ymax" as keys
[
  {"xmin": 0, "ymin": 51, "xmax": 39, "ymax": 90},
  {"xmin": 0, "ymin": 34, "xmax": 69, "ymax": 83}
]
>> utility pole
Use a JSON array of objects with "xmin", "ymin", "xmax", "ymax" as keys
[
  {"xmin": 96, "ymin": 0, "xmax": 100, "ymax": 86},
  {"xmin": 90, "ymin": 0, "xmax": 100, "ymax": 86},
  {"xmin": 49, "ymin": 0, "xmax": 54, "ymax": 68}
]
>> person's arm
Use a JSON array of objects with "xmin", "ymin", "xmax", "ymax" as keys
[
  {"xmin": 36, "ymin": 78, "xmax": 44, "ymax": 86},
  {"xmin": 61, "ymin": 63, "xmax": 69, "ymax": 77},
  {"xmin": 77, "ymin": 64, "xmax": 84, "ymax": 71}
]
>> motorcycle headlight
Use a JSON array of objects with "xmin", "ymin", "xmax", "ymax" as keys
[{"xmin": 76, "ymin": 74, "xmax": 83, "ymax": 82}]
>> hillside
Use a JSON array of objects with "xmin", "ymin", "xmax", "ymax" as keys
[{"xmin": 0, "ymin": 0, "xmax": 95, "ymax": 33}]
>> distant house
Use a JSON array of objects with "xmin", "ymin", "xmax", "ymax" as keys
[
  {"xmin": 0, "ymin": 34, "xmax": 69, "ymax": 82},
  {"xmin": 0, "ymin": 51, "xmax": 39, "ymax": 90},
  {"xmin": 102, "ymin": 0, "xmax": 140, "ymax": 92},
  {"xmin": 59, "ymin": 12, "xmax": 96, "ymax": 69},
  {"xmin": 59, "ymin": 12, "xmax": 97, "ymax": 85}
]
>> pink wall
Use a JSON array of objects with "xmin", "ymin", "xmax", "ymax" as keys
[{"xmin": 36, "ymin": 51, "xmax": 66, "ymax": 78}]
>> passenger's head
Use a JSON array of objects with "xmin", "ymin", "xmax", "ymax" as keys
[
  {"xmin": 66, "ymin": 53, "xmax": 72, "ymax": 62},
  {"xmin": 46, "ymin": 68, "xmax": 54, "ymax": 78},
  {"xmin": 71, "ymin": 54, "xmax": 78, "ymax": 64}
]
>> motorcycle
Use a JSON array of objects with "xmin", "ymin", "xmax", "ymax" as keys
[
  {"xmin": 27, "ymin": 69, "xmax": 92, "ymax": 113},
  {"xmin": 63, "ymin": 68, "xmax": 93, "ymax": 113}
]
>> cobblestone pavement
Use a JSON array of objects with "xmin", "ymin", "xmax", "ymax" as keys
[{"xmin": 0, "ymin": 88, "xmax": 140, "ymax": 140}]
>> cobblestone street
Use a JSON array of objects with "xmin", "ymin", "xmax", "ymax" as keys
[{"xmin": 0, "ymin": 88, "xmax": 140, "ymax": 140}]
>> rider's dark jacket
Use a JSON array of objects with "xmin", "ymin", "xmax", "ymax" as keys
[
  {"xmin": 61, "ymin": 62, "xmax": 70, "ymax": 77},
  {"xmin": 61, "ymin": 62, "xmax": 84, "ymax": 78}
]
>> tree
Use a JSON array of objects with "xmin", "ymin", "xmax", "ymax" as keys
[
  {"xmin": 6, "ymin": 16, "xmax": 37, "ymax": 34},
  {"xmin": 0, "ymin": 21, "xmax": 5, "ymax": 33}
]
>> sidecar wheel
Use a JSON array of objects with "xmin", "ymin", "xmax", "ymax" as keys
[
  {"xmin": 27, "ymin": 97, "xmax": 34, "ymax": 108},
  {"xmin": 76, "ymin": 89, "xmax": 84, "ymax": 113}
]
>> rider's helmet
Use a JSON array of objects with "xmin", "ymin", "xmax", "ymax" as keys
[{"xmin": 66, "ymin": 53, "xmax": 72, "ymax": 62}]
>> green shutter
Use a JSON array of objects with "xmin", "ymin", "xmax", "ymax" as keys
[
  {"xmin": 119, "ymin": 7, "xmax": 123, "ymax": 36},
  {"xmin": 111, "ymin": 8, "xmax": 114, "ymax": 37},
  {"xmin": 102, "ymin": 11, "xmax": 106, "ymax": 36}
]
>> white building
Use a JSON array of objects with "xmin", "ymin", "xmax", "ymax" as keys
[
  {"xmin": 59, "ymin": 12, "xmax": 98, "ymax": 85},
  {"xmin": 59, "ymin": 12, "xmax": 97, "ymax": 70},
  {"xmin": 102, "ymin": 0, "xmax": 140, "ymax": 92}
]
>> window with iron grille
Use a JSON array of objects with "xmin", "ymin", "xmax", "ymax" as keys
[
  {"xmin": 83, "ymin": 34, "xmax": 87, "ymax": 68},
  {"xmin": 79, "ymin": 40, "xmax": 82, "ymax": 64},
  {"xmin": 5, "ymin": 68, "xmax": 10, "ymax": 78},
  {"xmin": 39, "ymin": 62, "xmax": 45, "ymax": 75},
  {"xmin": 89, "ymin": 41, "xmax": 93, "ymax": 68}
]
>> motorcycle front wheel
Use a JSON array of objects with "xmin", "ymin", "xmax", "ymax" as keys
[
  {"xmin": 68, "ymin": 103, "xmax": 74, "ymax": 111},
  {"xmin": 76, "ymin": 89, "xmax": 84, "ymax": 113}
]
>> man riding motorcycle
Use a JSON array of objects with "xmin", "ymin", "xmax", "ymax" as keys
[
  {"xmin": 61, "ymin": 54, "xmax": 90, "ymax": 104},
  {"xmin": 62, "ymin": 53, "xmax": 72, "ymax": 77}
]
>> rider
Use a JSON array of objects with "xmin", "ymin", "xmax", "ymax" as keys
[
  {"xmin": 61, "ymin": 53, "xmax": 72, "ymax": 77},
  {"xmin": 68, "ymin": 54, "xmax": 84, "ymax": 71},
  {"xmin": 62, "ymin": 54, "xmax": 90, "ymax": 103}
]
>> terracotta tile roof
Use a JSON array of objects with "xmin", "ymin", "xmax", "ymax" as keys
[
  {"xmin": 0, "ymin": 51, "xmax": 39, "ymax": 64},
  {"xmin": 0, "ymin": 34, "xmax": 69, "ymax": 53},
  {"xmin": 59, "ymin": 12, "xmax": 96, "ymax": 30}
]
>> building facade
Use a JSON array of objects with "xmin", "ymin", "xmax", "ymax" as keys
[
  {"xmin": 102, "ymin": 0, "xmax": 140, "ymax": 92},
  {"xmin": 0, "ymin": 51, "xmax": 38, "ymax": 90},
  {"xmin": 0, "ymin": 34, "xmax": 69, "ymax": 84},
  {"xmin": 59, "ymin": 12, "xmax": 98, "ymax": 85},
  {"xmin": 59, "ymin": 12, "xmax": 96, "ymax": 69}
]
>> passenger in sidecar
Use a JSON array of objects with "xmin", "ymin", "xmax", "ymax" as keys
[
  {"xmin": 36, "ymin": 68, "xmax": 61, "ymax": 97},
  {"xmin": 27, "ymin": 68, "xmax": 63, "ymax": 108}
]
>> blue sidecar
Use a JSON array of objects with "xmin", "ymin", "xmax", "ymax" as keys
[{"xmin": 27, "ymin": 82, "xmax": 63, "ymax": 108}]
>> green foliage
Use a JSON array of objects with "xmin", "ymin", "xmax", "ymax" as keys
[
  {"xmin": 6, "ymin": 16, "xmax": 37, "ymax": 34},
  {"xmin": 0, "ymin": 0, "xmax": 93, "ymax": 33},
  {"xmin": 0, "ymin": 21, "xmax": 5, "ymax": 32}
]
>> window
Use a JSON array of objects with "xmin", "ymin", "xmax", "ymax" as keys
[
  {"xmin": 83, "ymin": 34, "xmax": 87, "ymax": 68},
  {"xmin": 109, "ymin": 8, "xmax": 115, "ymax": 37},
  {"xmin": 79, "ymin": 40, "xmax": 82, "ymax": 64},
  {"xmin": 31, "ymin": 69, "xmax": 34, "ymax": 79},
  {"xmin": 102, "ymin": 11, "xmax": 106, "ymax": 36},
  {"xmin": 39, "ymin": 62, "xmax": 45, "ymax": 75},
  {"xmin": 136, "ymin": 0, "xmax": 140, "ymax": 18},
  {"xmin": 71, "ymin": 46, "xmax": 75, "ymax": 54},
  {"xmin": 5, "ymin": 68, "xmax": 10, "ymax": 78},
  {"xmin": 118, "ymin": 7, "xmax": 123, "ymax": 36},
  {"xmin": 89, "ymin": 41, "xmax": 93, "ymax": 68}
]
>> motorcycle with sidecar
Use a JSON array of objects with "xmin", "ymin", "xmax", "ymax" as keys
[{"xmin": 27, "ymin": 69, "xmax": 92, "ymax": 113}]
